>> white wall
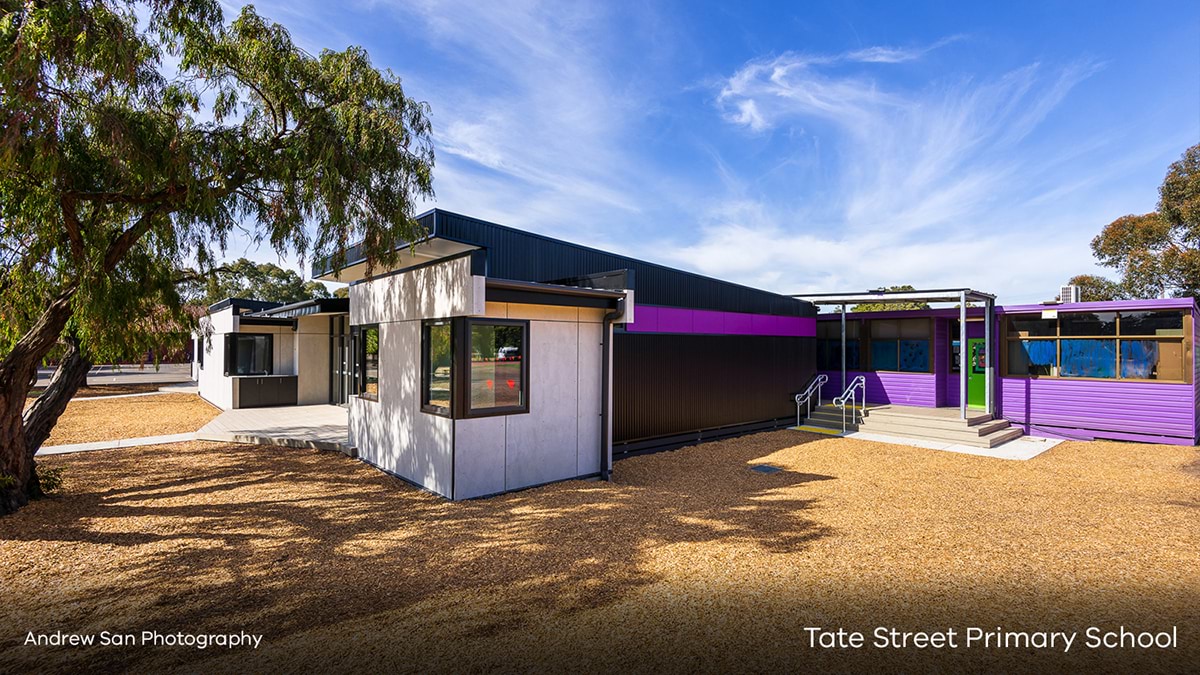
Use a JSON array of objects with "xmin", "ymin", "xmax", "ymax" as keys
[
  {"xmin": 452, "ymin": 303, "xmax": 605, "ymax": 499},
  {"xmin": 351, "ymin": 255, "xmax": 484, "ymax": 324},
  {"xmin": 195, "ymin": 308, "xmax": 236, "ymax": 410},
  {"xmin": 348, "ymin": 255, "xmax": 482, "ymax": 498},
  {"xmin": 349, "ymin": 320, "xmax": 454, "ymax": 497},
  {"xmin": 347, "ymin": 254, "xmax": 613, "ymax": 500}
]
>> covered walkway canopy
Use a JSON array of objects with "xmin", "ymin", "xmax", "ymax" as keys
[{"xmin": 792, "ymin": 288, "xmax": 997, "ymax": 419}]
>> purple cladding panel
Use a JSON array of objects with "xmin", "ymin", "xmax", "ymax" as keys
[
  {"xmin": 818, "ymin": 370, "xmax": 938, "ymax": 407},
  {"xmin": 626, "ymin": 305, "xmax": 816, "ymax": 337},
  {"xmin": 997, "ymin": 377, "xmax": 1195, "ymax": 444},
  {"xmin": 654, "ymin": 306, "xmax": 693, "ymax": 333}
]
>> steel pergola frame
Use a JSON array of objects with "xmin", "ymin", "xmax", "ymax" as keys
[{"xmin": 793, "ymin": 288, "xmax": 996, "ymax": 419}]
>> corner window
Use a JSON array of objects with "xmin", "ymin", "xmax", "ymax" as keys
[
  {"xmin": 358, "ymin": 325, "xmax": 379, "ymax": 401},
  {"xmin": 467, "ymin": 320, "xmax": 528, "ymax": 415},
  {"xmin": 225, "ymin": 333, "xmax": 273, "ymax": 376},
  {"xmin": 197, "ymin": 337, "xmax": 205, "ymax": 369},
  {"xmin": 422, "ymin": 321, "xmax": 453, "ymax": 414}
]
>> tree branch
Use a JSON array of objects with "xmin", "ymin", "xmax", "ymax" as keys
[{"xmin": 60, "ymin": 195, "xmax": 85, "ymax": 263}]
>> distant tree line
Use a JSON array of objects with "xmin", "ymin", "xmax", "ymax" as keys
[{"xmin": 181, "ymin": 258, "xmax": 336, "ymax": 306}]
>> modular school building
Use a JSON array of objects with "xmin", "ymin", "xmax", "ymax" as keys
[{"xmin": 194, "ymin": 209, "xmax": 1199, "ymax": 499}]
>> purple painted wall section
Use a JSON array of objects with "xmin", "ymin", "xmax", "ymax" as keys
[
  {"xmin": 996, "ymin": 377, "xmax": 1195, "ymax": 444},
  {"xmin": 818, "ymin": 370, "xmax": 938, "ymax": 407},
  {"xmin": 627, "ymin": 305, "xmax": 816, "ymax": 337},
  {"xmin": 1193, "ymin": 304, "xmax": 1199, "ymax": 441}
]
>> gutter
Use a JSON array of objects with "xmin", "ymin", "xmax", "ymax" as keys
[{"xmin": 599, "ymin": 293, "xmax": 627, "ymax": 481}]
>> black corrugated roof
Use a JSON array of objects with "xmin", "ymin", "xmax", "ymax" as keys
[
  {"xmin": 315, "ymin": 209, "xmax": 814, "ymax": 317},
  {"xmin": 250, "ymin": 297, "xmax": 350, "ymax": 319},
  {"xmin": 207, "ymin": 298, "xmax": 284, "ymax": 314}
]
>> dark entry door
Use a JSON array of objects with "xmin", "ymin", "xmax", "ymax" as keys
[{"xmin": 330, "ymin": 316, "xmax": 350, "ymax": 405}]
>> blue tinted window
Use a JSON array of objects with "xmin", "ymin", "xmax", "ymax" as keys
[
  {"xmin": 1060, "ymin": 339, "xmax": 1116, "ymax": 378},
  {"xmin": 899, "ymin": 340, "xmax": 928, "ymax": 372},
  {"xmin": 1007, "ymin": 340, "xmax": 1056, "ymax": 376},
  {"xmin": 871, "ymin": 339, "xmax": 898, "ymax": 371}
]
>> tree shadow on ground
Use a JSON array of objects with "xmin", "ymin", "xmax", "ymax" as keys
[{"xmin": 1, "ymin": 431, "xmax": 837, "ymax": 672}]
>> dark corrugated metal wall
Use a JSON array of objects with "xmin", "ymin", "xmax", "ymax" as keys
[
  {"xmin": 433, "ymin": 211, "xmax": 811, "ymax": 317},
  {"xmin": 612, "ymin": 333, "xmax": 816, "ymax": 454}
]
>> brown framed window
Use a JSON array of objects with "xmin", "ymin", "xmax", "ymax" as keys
[
  {"xmin": 864, "ymin": 318, "xmax": 931, "ymax": 373},
  {"xmin": 1002, "ymin": 310, "xmax": 1190, "ymax": 382}
]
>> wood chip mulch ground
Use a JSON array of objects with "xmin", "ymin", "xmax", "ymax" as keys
[
  {"xmin": 1, "ymin": 432, "xmax": 1197, "ymax": 673},
  {"xmin": 38, "ymin": 394, "xmax": 220, "ymax": 446}
]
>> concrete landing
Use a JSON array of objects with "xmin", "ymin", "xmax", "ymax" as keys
[
  {"xmin": 196, "ymin": 404, "xmax": 354, "ymax": 456},
  {"xmin": 845, "ymin": 430, "xmax": 1062, "ymax": 461}
]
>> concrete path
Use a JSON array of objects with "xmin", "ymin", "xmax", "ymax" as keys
[
  {"xmin": 39, "ymin": 403, "xmax": 350, "ymax": 457},
  {"xmin": 38, "ymin": 433, "xmax": 196, "ymax": 455},
  {"xmin": 196, "ymin": 404, "xmax": 352, "ymax": 454},
  {"xmin": 843, "ymin": 430, "xmax": 1063, "ymax": 461}
]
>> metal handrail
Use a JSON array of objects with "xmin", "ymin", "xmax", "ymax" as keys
[
  {"xmin": 793, "ymin": 374, "xmax": 828, "ymax": 427},
  {"xmin": 833, "ymin": 375, "xmax": 866, "ymax": 432}
]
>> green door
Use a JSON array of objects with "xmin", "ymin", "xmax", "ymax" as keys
[{"xmin": 967, "ymin": 338, "xmax": 986, "ymax": 408}]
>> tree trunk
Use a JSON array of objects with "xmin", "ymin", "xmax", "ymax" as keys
[
  {"xmin": 0, "ymin": 290, "xmax": 75, "ymax": 515},
  {"xmin": 21, "ymin": 333, "xmax": 92, "ymax": 498}
]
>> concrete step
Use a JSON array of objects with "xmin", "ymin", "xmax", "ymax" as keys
[
  {"xmin": 793, "ymin": 424, "xmax": 846, "ymax": 436},
  {"xmin": 857, "ymin": 420, "xmax": 1023, "ymax": 448},
  {"xmin": 807, "ymin": 409, "xmax": 860, "ymax": 425},
  {"xmin": 863, "ymin": 406, "xmax": 993, "ymax": 428},
  {"xmin": 859, "ymin": 416, "xmax": 1011, "ymax": 439}
]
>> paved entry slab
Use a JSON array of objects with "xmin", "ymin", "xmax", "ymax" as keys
[
  {"xmin": 845, "ymin": 430, "xmax": 1063, "ymax": 461},
  {"xmin": 196, "ymin": 405, "xmax": 351, "ymax": 454}
]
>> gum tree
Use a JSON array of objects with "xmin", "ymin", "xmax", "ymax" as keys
[
  {"xmin": 1074, "ymin": 144, "xmax": 1200, "ymax": 299},
  {"xmin": 0, "ymin": 0, "xmax": 434, "ymax": 513}
]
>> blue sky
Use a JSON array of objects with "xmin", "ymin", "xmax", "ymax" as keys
[{"xmin": 224, "ymin": 0, "xmax": 1200, "ymax": 304}]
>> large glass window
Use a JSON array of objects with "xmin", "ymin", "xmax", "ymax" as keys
[
  {"xmin": 1007, "ymin": 340, "xmax": 1056, "ymax": 376},
  {"xmin": 818, "ymin": 317, "xmax": 932, "ymax": 372},
  {"xmin": 422, "ymin": 321, "xmax": 452, "ymax": 413},
  {"xmin": 866, "ymin": 318, "xmax": 930, "ymax": 372},
  {"xmin": 468, "ymin": 321, "xmax": 527, "ymax": 413},
  {"xmin": 816, "ymin": 319, "xmax": 861, "ymax": 370},
  {"xmin": 358, "ymin": 325, "xmax": 380, "ymax": 401},
  {"xmin": 1003, "ymin": 310, "xmax": 1188, "ymax": 381},
  {"xmin": 1006, "ymin": 315, "xmax": 1057, "ymax": 337},
  {"xmin": 229, "ymin": 334, "xmax": 272, "ymax": 376},
  {"xmin": 1060, "ymin": 312, "xmax": 1117, "ymax": 336},
  {"xmin": 1059, "ymin": 339, "xmax": 1116, "ymax": 378},
  {"xmin": 1120, "ymin": 311, "xmax": 1185, "ymax": 336}
]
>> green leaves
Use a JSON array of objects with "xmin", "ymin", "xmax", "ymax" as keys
[
  {"xmin": 1088, "ymin": 144, "xmax": 1200, "ymax": 299},
  {"xmin": 183, "ymin": 257, "xmax": 331, "ymax": 306},
  {"xmin": 0, "ymin": 0, "xmax": 434, "ymax": 363}
]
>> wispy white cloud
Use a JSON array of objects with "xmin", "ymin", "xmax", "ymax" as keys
[
  {"xmin": 698, "ymin": 39, "xmax": 1117, "ymax": 301},
  {"xmin": 367, "ymin": 0, "xmax": 656, "ymax": 234},
  {"xmin": 844, "ymin": 35, "xmax": 965, "ymax": 63}
]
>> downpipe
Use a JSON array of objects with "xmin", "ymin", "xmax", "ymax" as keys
[{"xmin": 599, "ymin": 295, "xmax": 626, "ymax": 481}]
